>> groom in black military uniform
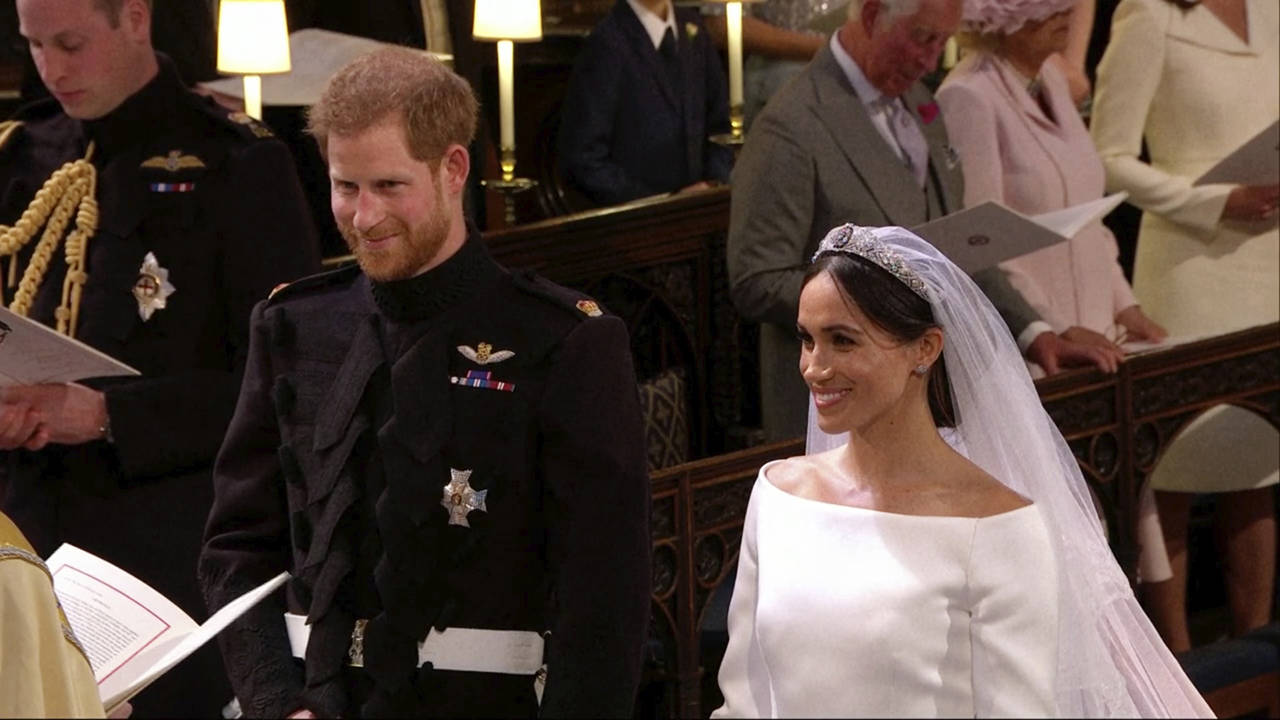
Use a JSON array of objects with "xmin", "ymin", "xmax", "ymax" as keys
[
  {"xmin": 0, "ymin": 0, "xmax": 319, "ymax": 715},
  {"xmin": 198, "ymin": 47, "xmax": 652, "ymax": 717}
]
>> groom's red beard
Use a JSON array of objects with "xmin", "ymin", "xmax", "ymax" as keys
[{"xmin": 338, "ymin": 209, "xmax": 452, "ymax": 282}]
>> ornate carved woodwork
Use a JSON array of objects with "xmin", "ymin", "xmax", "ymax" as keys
[{"xmin": 645, "ymin": 326, "xmax": 1279, "ymax": 717}]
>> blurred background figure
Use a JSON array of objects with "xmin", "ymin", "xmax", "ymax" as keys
[
  {"xmin": 1044, "ymin": 0, "xmax": 1094, "ymax": 108},
  {"xmin": 558, "ymin": 0, "xmax": 732, "ymax": 205},
  {"xmin": 1090, "ymin": 0, "xmax": 1278, "ymax": 653},
  {"xmin": 704, "ymin": 0, "xmax": 836, "ymax": 128}
]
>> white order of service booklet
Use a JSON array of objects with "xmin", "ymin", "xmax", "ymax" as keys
[
  {"xmin": 0, "ymin": 306, "xmax": 139, "ymax": 386},
  {"xmin": 912, "ymin": 192, "xmax": 1129, "ymax": 273},
  {"xmin": 46, "ymin": 544, "xmax": 289, "ymax": 713},
  {"xmin": 1195, "ymin": 120, "xmax": 1279, "ymax": 187}
]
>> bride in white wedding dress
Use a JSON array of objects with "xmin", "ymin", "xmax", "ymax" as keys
[{"xmin": 712, "ymin": 224, "xmax": 1212, "ymax": 718}]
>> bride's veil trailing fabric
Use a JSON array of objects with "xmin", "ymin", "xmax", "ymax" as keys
[{"xmin": 805, "ymin": 225, "xmax": 1212, "ymax": 717}]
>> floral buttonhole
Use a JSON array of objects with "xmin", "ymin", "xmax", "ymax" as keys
[{"xmin": 917, "ymin": 101, "xmax": 940, "ymax": 125}]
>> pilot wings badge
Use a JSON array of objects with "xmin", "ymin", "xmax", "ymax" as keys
[
  {"xmin": 457, "ymin": 342, "xmax": 515, "ymax": 365},
  {"xmin": 140, "ymin": 150, "xmax": 206, "ymax": 172}
]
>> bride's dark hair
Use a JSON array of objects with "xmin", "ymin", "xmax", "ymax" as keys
[{"xmin": 804, "ymin": 253, "xmax": 956, "ymax": 428}]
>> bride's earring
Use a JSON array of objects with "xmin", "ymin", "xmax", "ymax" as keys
[{"xmin": 913, "ymin": 364, "xmax": 929, "ymax": 376}]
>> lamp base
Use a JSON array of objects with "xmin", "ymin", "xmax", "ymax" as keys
[
  {"xmin": 711, "ymin": 103, "xmax": 747, "ymax": 150},
  {"xmin": 482, "ymin": 177, "xmax": 539, "ymax": 226},
  {"xmin": 709, "ymin": 131, "xmax": 746, "ymax": 148}
]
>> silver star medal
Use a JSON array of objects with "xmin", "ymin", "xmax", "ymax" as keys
[
  {"xmin": 441, "ymin": 468, "xmax": 487, "ymax": 527},
  {"xmin": 133, "ymin": 251, "xmax": 176, "ymax": 321}
]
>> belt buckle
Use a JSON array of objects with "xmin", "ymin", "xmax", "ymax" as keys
[{"xmin": 349, "ymin": 619, "xmax": 368, "ymax": 668}]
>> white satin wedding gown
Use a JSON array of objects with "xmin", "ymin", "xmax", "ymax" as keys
[{"xmin": 713, "ymin": 462, "xmax": 1060, "ymax": 718}]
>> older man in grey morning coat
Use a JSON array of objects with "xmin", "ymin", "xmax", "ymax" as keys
[{"xmin": 728, "ymin": 0, "xmax": 1111, "ymax": 440}]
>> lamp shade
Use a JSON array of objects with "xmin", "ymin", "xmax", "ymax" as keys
[
  {"xmin": 473, "ymin": 0, "xmax": 542, "ymax": 41},
  {"xmin": 217, "ymin": 0, "xmax": 292, "ymax": 74}
]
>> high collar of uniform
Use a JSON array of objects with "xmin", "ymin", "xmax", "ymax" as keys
[
  {"xmin": 81, "ymin": 53, "xmax": 183, "ymax": 156},
  {"xmin": 369, "ymin": 222, "xmax": 500, "ymax": 323}
]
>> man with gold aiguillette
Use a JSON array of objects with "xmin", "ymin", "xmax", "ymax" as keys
[{"xmin": 0, "ymin": 0, "xmax": 320, "ymax": 715}]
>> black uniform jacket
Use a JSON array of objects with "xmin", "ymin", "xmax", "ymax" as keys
[
  {"xmin": 0, "ymin": 56, "xmax": 320, "ymax": 715},
  {"xmin": 199, "ymin": 234, "xmax": 651, "ymax": 717}
]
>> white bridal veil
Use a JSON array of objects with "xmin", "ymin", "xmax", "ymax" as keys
[{"xmin": 805, "ymin": 225, "xmax": 1213, "ymax": 717}]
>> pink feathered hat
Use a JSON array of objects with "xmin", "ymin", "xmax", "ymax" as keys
[{"xmin": 961, "ymin": 0, "xmax": 1077, "ymax": 34}]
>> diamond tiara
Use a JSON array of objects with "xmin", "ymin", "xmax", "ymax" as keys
[{"xmin": 811, "ymin": 224, "xmax": 931, "ymax": 300}]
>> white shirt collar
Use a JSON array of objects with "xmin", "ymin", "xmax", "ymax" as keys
[
  {"xmin": 829, "ymin": 31, "xmax": 890, "ymax": 107},
  {"xmin": 827, "ymin": 32, "xmax": 913, "ymax": 165},
  {"xmin": 627, "ymin": 0, "xmax": 678, "ymax": 50}
]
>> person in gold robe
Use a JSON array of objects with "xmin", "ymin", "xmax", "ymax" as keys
[{"xmin": 0, "ymin": 510, "xmax": 104, "ymax": 718}]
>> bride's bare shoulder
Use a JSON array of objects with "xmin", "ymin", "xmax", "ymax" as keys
[
  {"xmin": 762, "ymin": 451, "xmax": 838, "ymax": 495},
  {"xmin": 948, "ymin": 457, "xmax": 1034, "ymax": 517}
]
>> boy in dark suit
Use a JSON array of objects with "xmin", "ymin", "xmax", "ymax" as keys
[{"xmin": 558, "ymin": 0, "xmax": 734, "ymax": 205}]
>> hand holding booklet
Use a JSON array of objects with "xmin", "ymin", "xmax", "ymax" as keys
[
  {"xmin": 0, "ymin": 306, "xmax": 138, "ymax": 386},
  {"xmin": 46, "ymin": 544, "xmax": 288, "ymax": 713},
  {"xmin": 912, "ymin": 193, "xmax": 1129, "ymax": 273}
]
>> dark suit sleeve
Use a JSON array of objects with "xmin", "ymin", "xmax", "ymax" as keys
[
  {"xmin": 536, "ymin": 316, "xmax": 650, "ymax": 718},
  {"xmin": 557, "ymin": 32, "xmax": 659, "ymax": 205},
  {"xmin": 700, "ymin": 29, "xmax": 733, "ymax": 183},
  {"xmin": 727, "ymin": 117, "xmax": 815, "ymax": 329},
  {"xmin": 974, "ymin": 267, "xmax": 1040, "ymax": 338},
  {"xmin": 198, "ymin": 300, "xmax": 305, "ymax": 718},
  {"xmin": 102, "ymin": 139, "xmax": 320, "ymax": 481}
]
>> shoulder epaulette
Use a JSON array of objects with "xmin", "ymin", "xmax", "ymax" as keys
[
  {"xmin": 510, "ymin": 269, "xmax": 611, "ymax": 321},
  {"xmin": 11, "ymin": 96, "xmax": 61, "ymax": 123},
  {"xmin": 2, "ymin": 96, "xmax": 67, "ymax": 152},
  {"xmin": 266, "ymin": 262, "xmax": 361, "ymax": 305},
  {"xmin": 189, "ymin": 93, "xmax": 277, "ymax": 141}
]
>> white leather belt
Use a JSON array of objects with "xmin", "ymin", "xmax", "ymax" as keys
[{"xmin": 284, "ymin": 613, "xmax": 545, "ymax": 675}]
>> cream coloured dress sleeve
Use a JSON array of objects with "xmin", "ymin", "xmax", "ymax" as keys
[
  {"xmin": 968, "ymin": 506, "xmax": 1060, "ymax": 718},
  {"xmin": 711, "ymin": 485, "xmax": 773, "ymax": 718},
  {"xmin": 1090, "ymin": 0, "xmax": 1231, "ymax": 239}
]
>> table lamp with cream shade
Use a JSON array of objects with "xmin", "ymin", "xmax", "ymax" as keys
[
  {"xmin": 216, "ymin": 0, "xmax": 292, "ymax": 120},
  {"xmin": 473, "ymin": 0, "xmax": 541, "ymax": 224}
]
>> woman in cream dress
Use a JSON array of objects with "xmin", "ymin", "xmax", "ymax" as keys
[
  {"xmin": 1091, "ymin": 0, "xmax": 1278, "ymax": 652},
  {"xmin": 713, "ymin": 224, "xmax": 1209, "ymax": 717}
]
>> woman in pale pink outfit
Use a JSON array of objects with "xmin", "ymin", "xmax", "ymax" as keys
[
  {"xmin": 938, "ymin": 0, "xmax": 1165, "ymax": 352},
  {"xmin": 936, "ymin": 0, "xmax": 1172, "ymax": 587}
]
